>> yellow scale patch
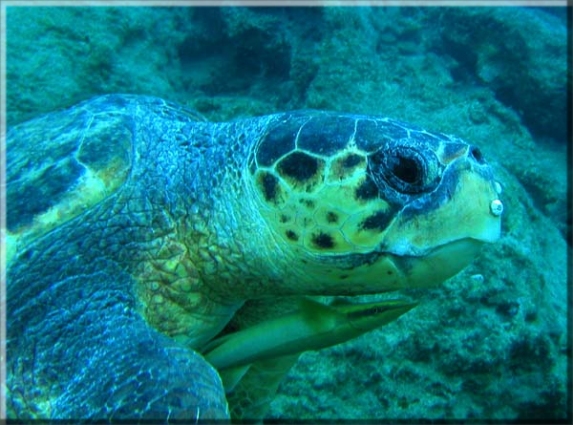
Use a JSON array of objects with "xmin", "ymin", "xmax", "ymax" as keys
[{"xmin": 255, "ymin": 149, "xmax": 393, "ymax": 255}]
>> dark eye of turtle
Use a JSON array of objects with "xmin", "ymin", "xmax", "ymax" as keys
[
  {"xmin": 368, "ymin": 146, "xmax": 439, "ymax": 195},
  {"xmin": 386, "ymin": 154, "xmax": 421, "ymax": 185}
]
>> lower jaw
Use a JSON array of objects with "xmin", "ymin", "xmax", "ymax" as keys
[
  {"xmin": 303, "ymin": 238, "xmax": 485, "ymax": 296},
  {"xmin": 389, "ymin": 237, "xmax": 485, "ymax": 289}
]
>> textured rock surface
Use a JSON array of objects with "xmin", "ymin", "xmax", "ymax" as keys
[{"xmin": 6, "ymin": 5, "xmax": 569, "ymax": 421}]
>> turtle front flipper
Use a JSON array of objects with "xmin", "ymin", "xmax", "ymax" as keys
[{"xmin": 6, "ymin": 253, "xmax": 229, "ymax": 421}]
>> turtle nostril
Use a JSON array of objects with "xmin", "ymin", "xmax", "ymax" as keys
[{"xmin": 469, "ymin": 146, "xmax": 485, "ymax": 164}]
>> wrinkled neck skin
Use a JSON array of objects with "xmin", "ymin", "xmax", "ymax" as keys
[
  {"xmin": 175, "ymin": 117, "xmax": 307, "ymax": 303},
  {"xmin": 127, "ymin": 113, "xmax": 308, "ymax": 347}
]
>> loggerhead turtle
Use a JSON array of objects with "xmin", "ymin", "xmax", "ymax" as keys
[{"xmin": 4, "ymin": 94, "xmax": 502, "ymax": 421}]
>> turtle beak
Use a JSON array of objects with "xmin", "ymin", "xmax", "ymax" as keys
[{"xmin": 389, "ymin": 237, "xmax": 487, "ymax": 289}]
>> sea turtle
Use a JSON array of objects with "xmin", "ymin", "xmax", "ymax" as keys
[{"xmin": 4, "ymin": 94, "xmax": 502, "ymax": 421}]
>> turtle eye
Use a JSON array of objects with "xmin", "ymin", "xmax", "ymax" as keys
[
  {"xmin": 384, "ymin": 147, "xmax": 426, "ymax": 193},
  {"xmin": 368, "ymin": 146, "xmax": 439, "ymax": 195},
  {"xmin": 386, "ymin": 150, "xmax": 423, "ymax": 186}
]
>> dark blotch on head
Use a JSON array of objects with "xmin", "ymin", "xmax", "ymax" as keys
[
  {"xmin": 277, "ymin": 152, "xmax": 319, "ymax": 181},
  {"xmin": 326, "ymin": 211, "xmax": 339, "ymax": 223},
  {"xmin": 260, "ymin": 172, "xmax": 279, "ymax": 202},
  {"xmin": 361, "ymin": 210, "xmax": 393, "ymax": 231},
  {"xmin": 300, "ymin": 199, "xmax": 316, "ymax": 209},
  {"xmin": 355, "ymin": 176, "xmax": 379, "ymax": 200},
  {"xmin": 342, "ymin": 154, "xmax": 363, "ymax": 168},
  {"xmin": 286, "ymin": 230, "xmax": 299, "ymax": 241},
  {"xmin": 312, "ymin": 232, "xmax": 335, "ymax": 249}
]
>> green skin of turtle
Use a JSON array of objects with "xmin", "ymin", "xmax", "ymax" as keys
[{"xmin": 5, "ymin": 95, "xmax": 501, "ymax": 421}]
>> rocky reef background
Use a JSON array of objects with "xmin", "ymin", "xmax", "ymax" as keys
[{"xmin": 5, "ymin": 5, "xmax": 570, "ymax": 421}]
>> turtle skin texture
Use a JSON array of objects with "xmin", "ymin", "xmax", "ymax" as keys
[
  {"xmin": 6, "ymin": 95, "xmax": 232, "ymax": 420},
  {"xmin": 5, "ymin": 94, "xmax": 501, "ymax": 421}
]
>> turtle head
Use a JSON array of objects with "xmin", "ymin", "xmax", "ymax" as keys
[{"xmin": 248, "ymin": 111, "xmax": 502, "ymax": 294}]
